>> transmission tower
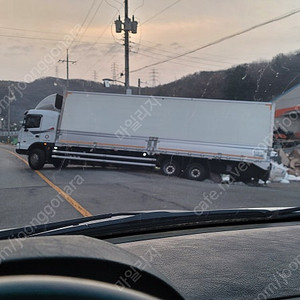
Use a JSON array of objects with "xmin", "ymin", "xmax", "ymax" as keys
[
  {"xmin": 111, "ymin": 63, "xmax": 118, "ymax": 84},
  {"xmin": 93, "ymin": 70, "xmax": 98, "ymax": 82},
  {"xmin": 150, "ymin": 68, "xmax": 159, "ymax": 87}
]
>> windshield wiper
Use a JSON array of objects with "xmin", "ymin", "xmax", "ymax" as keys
[
  {"xmin": 0, "ymin": 207, "xmax": 299, "ymax": 241},
  {"xmin": 267, "ymin": 206, "xmax": 300, "ymax": 216},
  {"xmin": 0, "ymin": 212, "xmax": 139, "ymax": 240}
]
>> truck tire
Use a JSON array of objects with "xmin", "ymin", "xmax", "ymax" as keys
[
  {"xmin": 52, "ymin": 159, "xmax": 69, "ymax": 169},
  {"xmin": 160, "ymin": 159, "xmax": 180, "ymax": 176},
  {"xmin": 28, "ymin": 149, "xmax": 46, "ymax": 170},
  {"xmin": 185, "ymin": 163, "xmax": 207, "ymax": 181}
]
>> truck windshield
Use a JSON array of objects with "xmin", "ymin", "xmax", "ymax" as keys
[{"xmin": 24, "ymin": 115, "xmax": 41, "ymax": 129}]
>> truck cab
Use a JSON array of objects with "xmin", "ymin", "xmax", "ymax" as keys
[
  {"xmin": 16, "ymin": 94, "xmax": 62, "ymax": 169},
  {"xmin": 17, "ymin": 110, "xmax": 59, "ymax": 151}
]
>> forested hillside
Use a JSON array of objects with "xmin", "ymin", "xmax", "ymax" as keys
[
  {"xmin": 144, "ymin": 52, "xmax": 300, "ymax": 101},
  {"xmin": 1, "ymin": 51, "xmax": 300, "ymax": 124},
  {"xmin": 0, "ymin": 77, "xmax": 124, "ymax": 123}
]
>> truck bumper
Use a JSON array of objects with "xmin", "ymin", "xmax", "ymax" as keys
[{"xmin": 16, "ymin": 149, "xmax": 27, "ymax": 155}]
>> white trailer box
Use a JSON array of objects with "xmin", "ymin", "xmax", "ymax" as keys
[{"xmin": 17, "ymin": 91, "xmax": 274, "ymax": 182}]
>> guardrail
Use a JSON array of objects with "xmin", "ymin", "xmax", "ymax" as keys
[{"xmin": 0, "ymin": 131, "xmax": 18, "ymax": 137}]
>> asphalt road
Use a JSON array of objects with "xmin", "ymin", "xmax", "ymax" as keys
[{"xmin": 1, "ymin": 143, "xmax": 300, "ymax": 230}]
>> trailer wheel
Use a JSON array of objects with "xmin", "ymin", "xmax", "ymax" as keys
[
  {"xmin": 52, "ymin": 159, "xmax": 69, "ymax": 169},
  {"xmin": 185, "ymin": 163, "xmax": 207, "ymax": 181},
  {"xmin": 160, "ymin": 159, "xmax": 180, "ymax": 176},
  {"xmin": 28, "ymin": 149, "xmax": 46, "ymax": 170}
]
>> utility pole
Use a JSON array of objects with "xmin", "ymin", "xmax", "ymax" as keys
[
  {"xmin": 138, "ymin": 78, "xmax": 141, "ymax": 95},
  {"xmin": 124, "ymin": 0, "xmax": 130, "ymax": 94},
  {"xmin": 55, "ymin": 66, "xmax": 59, "ymax": 78},
  {"xmin": 58, "ymin": 49, "xmax": 76, "ymax": 88},
  {"xmin": 7, "ymin": 88, "xmax": 14, "ymax": 144},
  {"xmin": 138, "ymin": 78, "xmax": 147, "ymax": 95},
  {"xmin": 7, "ymin": 96, "xmax": 10, "ymax": 144},
  {"xmin": 115, "ymin": 0, "xmax": 138, "ymax": 94}
]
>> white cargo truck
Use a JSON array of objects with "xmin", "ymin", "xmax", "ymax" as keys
[{"xmin": 16, "ymin": 91, "xmax": 274, "ymax": 182}]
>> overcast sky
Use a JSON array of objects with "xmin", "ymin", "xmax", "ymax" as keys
[{"xmin": 0, "ymin": 0, "xmax": 300, "ymax": 86}]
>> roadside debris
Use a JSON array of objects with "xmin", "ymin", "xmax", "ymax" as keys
[
  {"xmin": 270, "ymin": 161, "xmax": 288, "ymax": 183},
  {"xmin": 271, "ymin": 147, "xmax": 300, "ymax": 183},
  {"xmin": 206, "ymin": 148, "xmax": 300, "ymax": 184}
]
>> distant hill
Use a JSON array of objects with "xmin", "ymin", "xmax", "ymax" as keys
[
  {"xmin": 0, "ymin": 77, "xmax": 124, "ymax": 124},
  {"xmin": 143, "ymin": 51, "xmax": 300, "ymax": 101},
  {"xmin": 1, "ymin": 50, "xmax": 300, "ymax": 124}
]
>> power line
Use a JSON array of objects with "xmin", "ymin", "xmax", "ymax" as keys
[
  {"xmin": 131, "ymin": 0, "xmax": 180, "ymax": 60},
  {"xmin": 0, "ymin": 26, "xmax": 108, "ymax": 39},
  {"xmin": 77, "ymin": 4, "xmax": 122, "ymax": 77},
  {"xmin": 75, "ymin": 1, "xmax": 123, "ymax": 65},
  {"xmin": 142, "ymin": 0, "xmax": 181, "ymax": 24},
  {"xmin": 69, "ymin": 0, "xmax": 97, "ymax": 49},
  {"xmin": 135, "ymin": 42, "xmax": 230, "ymax": 64},
  {"xmin": 0, "ymin": 32, "xmax": 113, "ymax": 44},
  {"xmin": 132, "ymin": 7, "xmax": 300, "ymax": 73},
  {"xmin": 0, "ymin": 26, "xmax": 69, "ymax": 36},
  {"xmin": 132, "ymin": 50, "xmax": 209, "ymax": 70},
  {"xmin": 133, "ymin": 0, "xmax": 144, "ymax": 14},
  {"xmin": 81, "ymin": 42, "xmax": 121, "ymax": 77},
  {"xmin": 104, "ymin": 0, "xmax": 122, "ymax": 13},
  {"xmin": 133, "ymin": 42, "xmax": 233, "ymax": 67},
  {"xmin": 140, "ymin": 39, "xmax": 237, "ymax": 61},
  {"xmin": 84, "ymin": 0, "xmax": 104, "ymax": 30},
  {"xmin": 72, "ymin": 0, "xmax": 104, "ymax": 48},
  {"xmin": 111, "ymin": 0, "xmax": 123, "ymax": 4},
  {"xmin": 136, "ymin": 49, "xmax": 229, "ymax": 69}
]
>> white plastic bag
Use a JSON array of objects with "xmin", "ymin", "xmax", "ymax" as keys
[{"xmin": 270, "ymin": 161, "xmax": 288, "ymax": 183}]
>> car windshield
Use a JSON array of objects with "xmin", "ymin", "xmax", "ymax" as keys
[{"xmin": 0, "ymin": 1, "xmax": 300, "ymax": 234}]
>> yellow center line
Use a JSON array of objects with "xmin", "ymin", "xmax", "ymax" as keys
[{"xmin": 4, "ymin": 148, "xmax": 92, "ymax": 217}]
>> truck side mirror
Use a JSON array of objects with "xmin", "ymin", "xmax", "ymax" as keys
[
  {"xmin": 22, "ymin": 117, "xmax": 29, "ymax": 131},
  {"xmin": 55, "ymin": 94, "xmax": 63, "ymax": 110},
  {"xmin": 22, "ymin": 122, "xmax": 28, "ymax": 131}
]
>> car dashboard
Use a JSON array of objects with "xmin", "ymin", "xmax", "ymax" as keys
[{"xmin": 0, "ymin": 221, "xmax": 300, "ymax": 299}]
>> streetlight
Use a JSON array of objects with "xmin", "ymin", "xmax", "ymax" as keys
[{"xmin": 102, "ymin": 78, "xmax": 126, "ymax": 90}]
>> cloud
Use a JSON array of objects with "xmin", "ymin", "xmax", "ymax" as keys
[
  {"xmin": 87, "ymin": 53, "xmax": 98, "ymax": 58},
  {"xmin": 169, "ymin": 42, "xmax": 182, "ymax": 49},
  {"xmin": 4, "ymin": 44, "xmax": 33, "ymax": 56},
  {"xmin": 7, "ymin": 45, "xmax": 32, "ymax": 52}
]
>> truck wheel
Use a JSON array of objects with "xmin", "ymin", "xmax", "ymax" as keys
[
  {"xmin": 28, "ymin": 149, "xmax": 46, "ymax": 170},
  {"xmin": 185, "ymin": 163, "xmax": 207, "ymax": 181},
  {"xmin": 161, "ymin": 159, "xmax": 180, "ymax": 176},
  {"xmin": 52, "ymin": 159, "xmax": 69, "ymax": 169}
]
